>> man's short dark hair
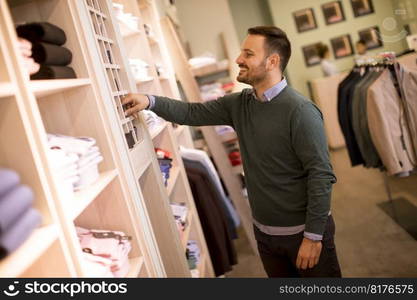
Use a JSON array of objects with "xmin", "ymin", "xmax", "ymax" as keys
[{"xmin": 247, "ymin": 26, "xmax": 291, "ymax": 72}]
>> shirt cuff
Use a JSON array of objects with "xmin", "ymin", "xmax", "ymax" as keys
[
  {"xmin": 146, "ymin": 95, "xmax": 155, "ymax": 109},
  {"xmin": 303, "ymin": 232, "xmax": 323, "ymax": 241}
]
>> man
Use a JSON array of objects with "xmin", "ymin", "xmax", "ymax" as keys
[
  {"xmin": 317, "ymin": 43, "xmax": 339, "ymax": 77},
  {"xmin": 355, "ymin": 39, "xmax": 367, "ymax": 56},
  {"xmin": 123, "ymin": 26, "xmax": 341, "ymax": 277}
]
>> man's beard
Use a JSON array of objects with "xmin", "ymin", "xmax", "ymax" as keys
[{"xmin": 236, "ymin": 60, "xmax": 267, "ymax": 85}]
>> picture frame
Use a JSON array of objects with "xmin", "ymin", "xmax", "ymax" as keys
[
  {"xmin": 330, "ymin": 34, "xmax": 354, "ymax": 59},
  {"xmin": 350, "ymin": 0, "xmax": 374, "ymax": 18},
  {"xmin": 293, "ymin": 8, "xmax": 317, "ymax": 33},
  {"xmin": 322, "ymin": 1, "xmax": 345, "ymax": 25},
  {"xmin": 302, "ymin": 43, "xmax": 322, "ymax": 67},
  {"xmin": 358, "ymin": 26, "xmax": 383, "ymax": 50}
]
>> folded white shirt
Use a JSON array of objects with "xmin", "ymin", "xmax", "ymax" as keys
[{"xmin": 48, "ymin": 134, "xmax": 96, "ymax": 156}]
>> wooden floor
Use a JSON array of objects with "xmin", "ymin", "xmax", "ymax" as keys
[{"xmin": 226, "ymin": 147, "xmax": 417, "ymax": 278}]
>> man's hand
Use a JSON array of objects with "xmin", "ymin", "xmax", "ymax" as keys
[
  {"xmin": 296, "ymin": 238, "xmax": 322, "ymax": 270},
  {"xmin": 122, "ymin": 93, "xmax": 150, "ymax": 117}
]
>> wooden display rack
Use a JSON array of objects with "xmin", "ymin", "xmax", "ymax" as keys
[
  {"xmin": 0, "ymin": 0, "xmax": 212, "ymax": 278},
  {"xmin": 75, "ymin": 0, "xmax": 213, "ymax": 277}
]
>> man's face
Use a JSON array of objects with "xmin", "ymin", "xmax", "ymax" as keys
[{"xmin": 235, "ymin": 34, "xmax": 270, "ymax": 85}]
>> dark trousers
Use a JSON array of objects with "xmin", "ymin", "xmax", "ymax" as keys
[{"xmin": 254, "ymin": 215, "xmax": 342, "ymax": 278}]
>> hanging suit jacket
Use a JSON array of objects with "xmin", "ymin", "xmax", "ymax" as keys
[
  {"xmin": 367, "ymin": 65, "xmax": 417, "ymax": 176},
  {"xmin": 185, "ymin": 166, "xmax": 237, "ymax": 276}
]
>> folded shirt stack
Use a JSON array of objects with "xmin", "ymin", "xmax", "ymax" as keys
[
  {"xmin": 76, "ymin": 226, "xmax": 132, "ymax": 277},
  {"xmin": 170, "ymin": 203, "xmax": 188, "ymax": 237},
  {"xmin": 142, "ymin": 110, "xmax": 165, "ymax": 133},
  {"xmin": 186, "ymin": 240, "xmax": 201, "ymax": 270},
  {"xmin": 113, "ymin": 3, "xmax": 140, "ymax": 31},
  {"xmin": 16, "ymin": 22, "xmax": 77, "ymax": 79},
  {"xmin": 155, "ymin": 148, "xmax": 173, "ymax": 187},
  {"xmin": 47, "ymin": 134, "xmax": 103, "ymax": 193},
  {"xmin": 0, "ymin": 169, "xmax": 42, "ymax": 259},
  {"xmin": 129, "ymin": 58, "xmax": 151, "ymax": 81},
  {"xmin": 17, "ymin": 38, "xmax": 40, "ymax": 77}
]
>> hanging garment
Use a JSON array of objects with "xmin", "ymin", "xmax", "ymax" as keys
[
  {"xmin": 17, "ymin": 22, "xmax": 67, "ymax": 45},
  {"xmin": 337, "ymin": 70, "xmax": 365, "ymax": 166},
  {"xmin": 0, "ymin": 185, "xmax": 34, "ymax": 234},
  {"xmin": 185, "ymin": 166, "xmax": 237, "ymax": 276},
  {"xmin": 183, "ymin": 158, "xmax": 237, "ymax": 239},
  {"xmin": 32, "ymin": 42, "xmax": 73, "ymax": 66},
  {"xmin": 0, "ymin": 208, "xmax": 41, "ymax": 259},
  {"xmin": 367, "ymin": 68, "xmax": 416, "ymax": 176},
  {"xmin": 351, "ymin": 70, "xmax": 383, "ymax": 168},
  {"xmin": 179, "ymin": 146, "xmax": 240, "ymax": 228}
]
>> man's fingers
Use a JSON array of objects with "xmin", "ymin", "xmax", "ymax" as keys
[
  {"xmin": 300, "ymin": 258, "xmax": 308, "ymax": 270},
  {"xmin": 125, "ymin": 106, "xmax": 138, "ymax": 116},
  {"xmin": 122, "ymin": 94, "xmax": 135, "ymax": 105},
  {"xmin": 296, "ymin": 254, "xmax": 302, "ymax": 269},
  {"xmin": 308, "ymin": 257, "xmax": 316, "ymax": 269}
]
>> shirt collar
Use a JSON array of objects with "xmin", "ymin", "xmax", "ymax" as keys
[{"xmin": 251, "ymin": 77, "xmax": 288, "ymax": 102}]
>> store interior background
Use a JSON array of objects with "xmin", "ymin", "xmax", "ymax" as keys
[{"xmin": 154, "ymin": 0, "xmax": 417, "ymax": 277}]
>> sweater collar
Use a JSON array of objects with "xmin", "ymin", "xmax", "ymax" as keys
[{"xmin": 251, "ymin": 77, "xmax": 287, "ymax": 102}]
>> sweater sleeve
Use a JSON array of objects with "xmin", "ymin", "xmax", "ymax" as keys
[
  {"xmin": 150, "ymin": 94, "xmax": 234, "ymax": 127},
  {"xmin": 290, "ymin": 102, "xmax": 337, "ymax": 236}
]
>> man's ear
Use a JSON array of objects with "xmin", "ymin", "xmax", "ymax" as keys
[{"xmin": 267, "ymin": 53, "xmax": 281, "ymax": 71}]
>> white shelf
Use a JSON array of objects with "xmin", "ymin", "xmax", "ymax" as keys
[
  {"xmin": 71, "ymin": 170, "xmax": 118, "ymax": 220},
  {"xmin": 0, "ymin": 82, "xmax": 15, "ymax": 98},
  {"xmin": 135, "ymin": 77, "xmax": 154, "ymax": 84},
  {"xmin": 104, "ymin": 63, "xmax": 121, "ymax": 70},
  {"xmin": 167, "ymin": 167, "xmax": 180, "ymax": 196},
  {"xmin": 118, "ymin": 21, "xmax": 141, "ymax": 38},
  {"xmin": 0, "ymin": 224, "xmax": 58, "ymax": 277},
  {"xmin": 174, "ymin": 125, "xmax": 185, "ymax": 138},
  {"xmin": 130, "ymin": 140, "xmax": 152, "ymax": 179},
  {"xmin": 147, "ymin": 35, "xmax": 159, "ymax": 45},
  {"xmin": 30, "ymin": 79, "xmax": 91, "ymax": 98},
  {"xmin": 150, "ymin": 122, "xmax": 167, "ymax": 140},
  {"xmin": 121, "ymin": 116, "xmax": 135, "ymax": 125},
  {"xmin": 95, "ymin": 35, "xmax": 114, "ymax": 44},
  {"xmin": 112, "ymin": 90, "xmax": 128, "ymax": 97},
  {"xmin": 181, "ymin": 211, "xmax": 193, "ymax": 249},
  {"xmin": 126, "ymin": 256, "xmax": 145, "ymax": 278}
]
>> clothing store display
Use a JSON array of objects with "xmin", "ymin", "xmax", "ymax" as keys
[
  {"xmin": 152, "ymin": 86, "xmax": 336, "ymax": 237},
  {"xmin": 186, "ymin": 240, "xmax": 200, "ymax": 270},
  {"xmin": 142, "ymin": 110, "xmax": 165, "ymax": 132},
  {"xmin": 183, "ymin": 158, "xmax": 237, "ymax": 240},
  {"xmin": 337, "ymin": 58, "xmax": 417, "ymax": 176},
  {"xmin": 0, "ymin": 208, "xmax": 41, "ymax": 259},
  {"xmin": 30, "ymin": 65, "xmax": 77, "ymax": 79},
  {"xmin": 17, "ymin": 22, "xmax": 67, "ymax": 45},
  {"xmin": 185, "ymin": 165, "xmax": 237, "ymax": 276},
  {"xmin": 179, "ymin": 146, "xmax": 240, "ymax": 228},
  {"xmin": 0, "ymin": 169, "xmax": 20, "ymax": 197},
  {"xmin": 158, "ymin": 158, "xmax": 172, "ymax": 186},
  {"xmin": 76, "ymin": 227, "xmax": 132, "ymax": 277},
  {"xmin": 47, "ymin": 134, "xmax": 103, "ymax": 192},
  {"xmin": 31, "ymin": 42, "xmax": 73, "ymax": 66},
  {"xmin": 0, "ymin": 185, "xmax": 34, "ymax": 233}
]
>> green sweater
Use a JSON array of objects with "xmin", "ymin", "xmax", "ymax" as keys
[{"xmin": 151, "ymin": 86, "xmax": 336, "ymax": 235}]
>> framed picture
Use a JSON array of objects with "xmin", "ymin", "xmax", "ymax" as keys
[
  {"xmin": 293, "ymin": 8, "xmax": 317, "ymax": 33},
  {"xmin": 358, "ymin": 26, "xmax": 383, "ymax": 50},
  {"xmin": 302, "ymin": 43, "xmax": 322, "ymax": 67},
  {"xmin": 350, "ymin": 0, "xmax": 374, "ymax": 17},
  {"xmin": 322, "ymin": 1, "xmax": 345, "ymax": 25},
  {"xmin": 330, "ymin": 34, "xmax": 354, "ymax": 58}
]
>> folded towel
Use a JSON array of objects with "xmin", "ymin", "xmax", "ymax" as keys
[
  {"xmin": 32, "ymin": 42, "xmax": 72, "ymax": 66},
  {"xmin": 17, "ymin": 22, "xmax": 66, "ymax": 46},
  {"xmin": 0, "ymin": 185, "xmax": 34, "ymax": 234},
  {"xmin": 0, "ymin": 169, "xmax": 20, "ymax": 198},
  {"xmin": 31, "ymin": 65, "xmax": 77, "ymax": 80},
  {"xmin": 0, "ymin": 208, "xmax": 42, "ymax": 259}
]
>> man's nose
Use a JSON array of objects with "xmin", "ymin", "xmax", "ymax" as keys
[{"xmin": 235, "ymin": 54, "xmax": 243, "ymax": 65}]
